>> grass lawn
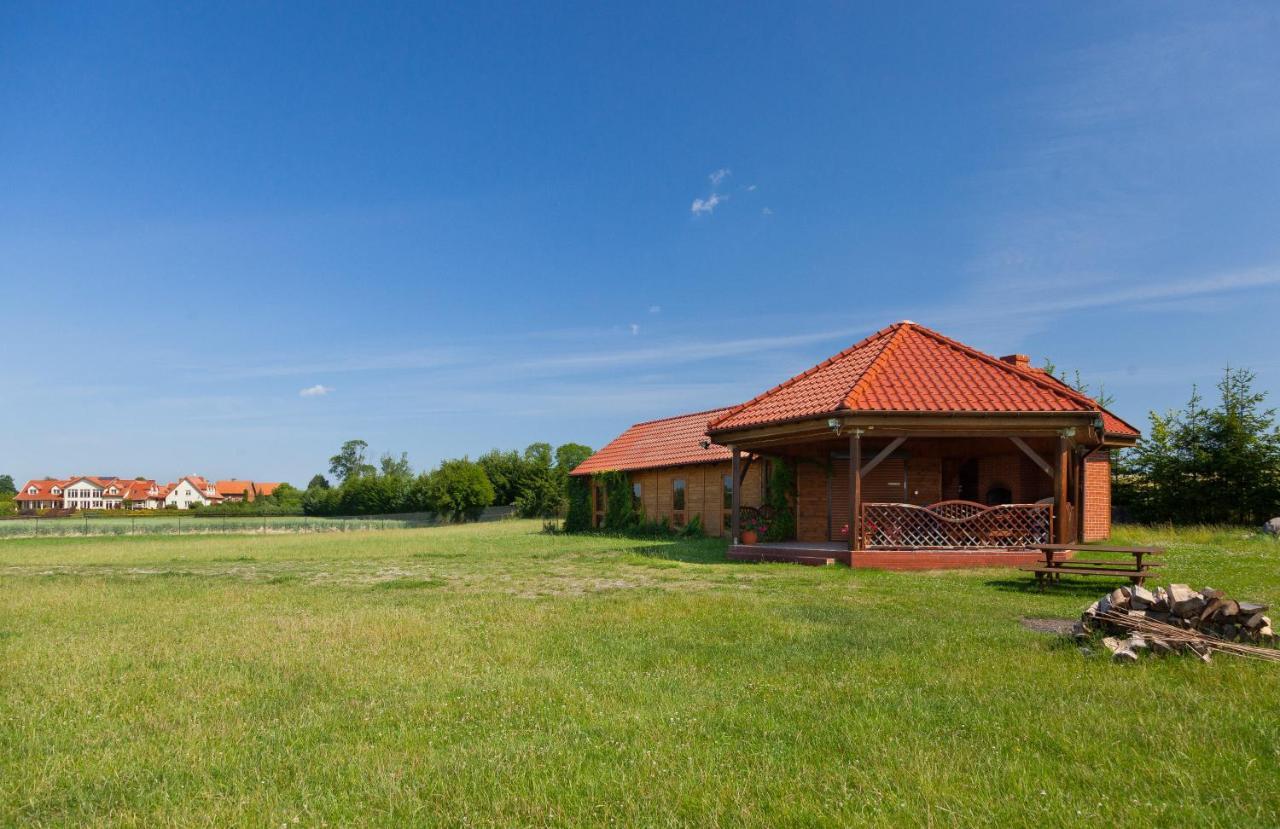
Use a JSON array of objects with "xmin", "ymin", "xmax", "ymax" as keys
[{"xmin": 2, "ymin": 521, "xmax": 1279, "ymax": 827}]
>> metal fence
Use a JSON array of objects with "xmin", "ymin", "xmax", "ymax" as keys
[{"xmin": 0, "ymin": 506, "xmax": 517, "ymax": 539}]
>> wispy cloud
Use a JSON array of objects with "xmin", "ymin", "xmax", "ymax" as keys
[
  {"xmin": 629, "ymin": 323, "xmax": 640, "ymax": 335},
  {"xmin": 299, "ymin": 384, "xmax": 334, "ymax": 397},
  {"xmin": 691, "ymin": 168, "xmax": 732, "ymax": 216},
  {"xmin": 648, "ymin": 305, "xmax": 662, "ymax": 314},
  {"xmin": 691, "ymin": 193, "xmax": 724, "ymax": 215}
]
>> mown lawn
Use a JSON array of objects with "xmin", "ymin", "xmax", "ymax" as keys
[{"xmin": 2, "ymin": 521, "xmax": 1278, "ymax": 827}]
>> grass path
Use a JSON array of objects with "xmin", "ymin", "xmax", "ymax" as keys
[{"xmin": 2, "ymin": 521, "xmax": 1279, "ymax": 826}]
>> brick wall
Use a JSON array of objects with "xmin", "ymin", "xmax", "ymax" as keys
[{"xmin": 1082, "ymin": 450, "xmax": 1111, "ymax": 542}]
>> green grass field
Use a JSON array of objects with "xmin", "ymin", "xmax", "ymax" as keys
[{"xmin": 2, "ymin": 521, "xmax": 1278, "ymax": 827}]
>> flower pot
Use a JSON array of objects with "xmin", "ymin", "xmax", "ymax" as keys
[{"xmin": 740, "ymin": 529, "xmax": 758, "ymax": 545}]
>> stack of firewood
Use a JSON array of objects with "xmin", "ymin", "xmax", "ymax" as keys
[{"xmin": 1076, "ymin": 584, "xmax": 1277, "ymax": 663}]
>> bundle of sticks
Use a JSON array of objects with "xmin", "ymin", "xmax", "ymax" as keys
[{"xmin": 1093, "ymin": 609, "xmax": 1280, "ymax": 663}]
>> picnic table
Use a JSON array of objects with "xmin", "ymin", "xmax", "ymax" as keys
[{"xmin": 1019, "ymin": 544, "xmax": 1165, "ymax": 591}]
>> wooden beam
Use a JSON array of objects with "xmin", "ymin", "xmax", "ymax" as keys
[
  {"xmin": 730, "ymin": 448, "xmax": 742, "ymax": 545},
  {"xmin": 737, "ymin": 453, "xmax": 755, "ymax": 488},
  {"xmin": 1053, "ymin": 436, "xmax": 1069, "ymax": 545},
  {"xmin": 860, "ymin": 437, "xmax": 905, "ymax": 478},
  {"xmin": 1009, "ymin": 436, "xmax": 1054, "ymax": 478},
  {"xmin": 849, "ymin": 431, "xmax": 862, "ymax": 553}
]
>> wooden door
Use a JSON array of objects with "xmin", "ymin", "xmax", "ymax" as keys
[{"xmin": 828, "ymin": 457, "xmax": 906, "ymax": 541}]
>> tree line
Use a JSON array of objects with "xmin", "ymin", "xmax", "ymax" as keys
[
  {"xmin": 296, "ymin": 439, "xmax": 593, "ymax": 521},
  {"xmin": 1114, "ymin": 367, "xmax": 1280, "ymax": 526}
]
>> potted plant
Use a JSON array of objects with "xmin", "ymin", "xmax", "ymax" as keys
[{"xmin": 741, "ymin": 511, "xmax": 769, "ymax": 545}]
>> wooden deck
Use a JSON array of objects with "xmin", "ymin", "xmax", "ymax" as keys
[{"xmin": 728, "ymin": 542, "xmax": 1074, "ymax": 570}]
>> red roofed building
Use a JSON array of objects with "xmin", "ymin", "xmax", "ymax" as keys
[
  {"xmin": 573, "ymin": 321, "xmax": 1139, "ymax": 558},
  {"xmin": 14, "ymin": 479, "xmax": 69, "ymax": 511}
]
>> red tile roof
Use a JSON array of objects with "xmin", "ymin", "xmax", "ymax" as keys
[
  {"xmin": 571, "ymin": 408, "xmax": 735, "ymax": 475},
  {"xmin": 215, "ymin": 480, "xmax": 253, "ymax": 497},
  {"xmin": 254, "ymin": 482, "xmax": 281, "ymax": 497},
  {"xmin": 710, "ymin": 321, "xmax": 1139, "ymax": 436},
  {"xmin": 14, "ymin": 479, "xmax": 69, "ymax": 501}
]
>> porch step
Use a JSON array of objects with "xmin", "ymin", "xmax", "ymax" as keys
[{"xmin": 728, "ymin": 548, "xmax": 836, "ymax": 567}]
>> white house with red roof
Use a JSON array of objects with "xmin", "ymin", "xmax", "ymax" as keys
[{"xmin": 164, "ymin": 476, "xmax": 224, "ymax": 509}]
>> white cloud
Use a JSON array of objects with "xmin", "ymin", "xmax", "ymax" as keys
[
  {"xmin": 648, "ymin": 305, "xmax": 662, "ymax": 314},
  {"xmin": 629, "ymin": 323, "xmax": 640, "ymax": 335},
  {"xmin": 691, "ymin": 193, "xmax": 725, "ymax": 215},
  {"xmin": 745, "ymin": 184, "xmax": 757, "ymax": 192},
  {"xmin": 299, "ymin": 384, "xmax": 334, "ymax": 397},
  {"xmin": 761, "ymin": 207, "xmax": 773, "ymax": 216},
  {"xmin": 709, "ymin": 168, "xmax": 731, "ymax": 186}
]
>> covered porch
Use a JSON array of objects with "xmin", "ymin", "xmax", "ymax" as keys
[{"xmin": 716, "ymin": 410, "xmax": 1120, "ymax": 565}]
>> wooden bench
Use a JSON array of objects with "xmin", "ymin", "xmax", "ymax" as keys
[{"xmin": 1020, "ymin": 544, "xmax": 1164, "ymax": 591}]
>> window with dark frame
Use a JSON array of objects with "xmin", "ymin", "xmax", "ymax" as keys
[
  {"xmin": 672, "ymin": 478, "xmax": 686, "ymax": 526},
  {"xmin": 722, "ymin": 473, "xmax": 733, "ymax": 530}
]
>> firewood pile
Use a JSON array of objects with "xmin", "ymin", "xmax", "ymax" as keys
[{"xmin": 1076, "ymin": 584, "xmax": 1279, "ymax": 663}]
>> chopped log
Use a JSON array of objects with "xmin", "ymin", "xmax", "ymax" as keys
[
  {"xmin": 1149, "ymin": 637, "xmax": 1175, "ymax": 655},
  {"xmin": 1113, "ymin": 648, "xmax": 1139, "ymax": 663},
  {"xmin": 1215, "ymin": 599, "xmax": 1240, "ymax": 621},
  {"xmin": 1244, "ymin": 612, "xmax": 1268, "ymax": 631},
  {"xmin": 1109, "ymin": 588, "xmax": 1130, "ymax": 611},
  {"xmin": 1238, "ymin": 602, "xmax": 1269, "ymax": 615},
  {"xmin": 1200, "ymin": 587, "xmax": 1225, "ymax": 601},
  {"xmin": 1151, "ymin": 587, "xmax": 1170, "ymax": 612},
  {"xmin": 1199, "ymin": 598, "xmax": 1224, "ymax": 623},
  {"xmin": 1101, "ymin": 636, "xmax": 1123, "ymax": 654}
]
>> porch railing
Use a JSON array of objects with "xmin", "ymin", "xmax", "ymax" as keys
[{"xmin": 860, "ymin": 501, "xmax": 1053, "ymax": 549}]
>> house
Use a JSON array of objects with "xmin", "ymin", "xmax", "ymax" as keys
[
  {"xmin": 14, "ymin": 479, "xmax": 69, "ymax": 512},
  {"xmin": 164, "ymin": 476, "xmax": 225, "ymax": 509},
  {"xmin": 14, "ymin": 474, "xmax": 277, "ymax": 512},
  {"xmin": 215, "ymin": 480, "xmax": 256, "ymax": 502},
  {"xmin": 570, "ymin": 408, "xmax": 768, "ymax": 534},
  {"xmin": 253, "ymin": 482, "xmax": 282, "ymax": 498},
  {"xmin": 572, "ymin": 321, "xmax": 1139, "ymax": 564}
]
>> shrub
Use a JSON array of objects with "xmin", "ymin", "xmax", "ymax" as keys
[
  {"xmin": 601, "ymin": 471, "xmax": 639, "ymax": 531},
  {"xmin": 763, "ymin": 461, "xmax": 797, "ymax": 542},
  {"xmin": 425, "ymin": 459, "xmax": 494, "ymax": 522},
  {"xmin": 564, "ymin": 475, "xmax": 592, "ymax": 532}
]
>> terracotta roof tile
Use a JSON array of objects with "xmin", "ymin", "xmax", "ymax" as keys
[
  {"xmin": 571, "ymin": 408, "xmax": 734, "ymax": 475},
  {"xmin": 710, "ymin": 321, "xmax": 1137, "ymax": 434}
]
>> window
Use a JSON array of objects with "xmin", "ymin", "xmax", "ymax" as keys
[
  {"xmin": 723, "ymin": 473, "xmax": 733, "ymax": 530},
  {"xmin": 632, "ymin": 482, "xmax": 642, "ymax": 512},
  {"xmin": 672, "ymin": 479, "xmax": 686, "ymax": 526}
]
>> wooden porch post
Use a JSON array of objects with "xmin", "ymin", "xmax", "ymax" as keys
[
  {"xmin": 730, "ymin": 447, "xmax": 741, "ymax": 545},
  {"xmin": 1054, "ymin": 434, "xmax": 1070, "ymax": 544},
  {"xmin": 849, "ymin": 430, "xmax": 862, "ymax": 552}
]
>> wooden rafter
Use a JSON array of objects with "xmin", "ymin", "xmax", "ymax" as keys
[
  {"xmin": 1009, "ymin": 436, "xmax": 1053, "ymax": 478},
  {"xmin": 860, "ymin": 437, "xmax": 906, "ymax": 478}
]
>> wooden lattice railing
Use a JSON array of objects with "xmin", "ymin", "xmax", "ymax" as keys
[{"xmin": 861, "ymin": 502, "xmax": 1053, "ymax": 549}]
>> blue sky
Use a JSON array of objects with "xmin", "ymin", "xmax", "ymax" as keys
[{"xmin": 3, "ymin": 2, "xmax": 1279, "ymax": 485}]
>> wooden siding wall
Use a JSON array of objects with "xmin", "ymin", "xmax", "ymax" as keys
[{"xmin": 629, "ymin": 462, "xmax": 764, "ymax": 537}]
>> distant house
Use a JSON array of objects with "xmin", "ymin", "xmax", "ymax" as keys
[
  {"xmin": 14, "ymin": 479, "xmax": 68, "ymax": 512},
  {"xmin": 163, "ymin": 476, "xmax": 225, "ymax": 509},
  {"xmin": 254, "ymin": 482, "xmax": 282, "ymax": 498},
  {"xmin": 573, "ymin": 321, "xmax": 1139, "ymax": 560},
  {"xmin": 14, "ymin": 474, "xmax": 278, "ymax": 512},
  {"xmin": 215, "ymin": 480, "xmax": 256, "ymax": 502}
]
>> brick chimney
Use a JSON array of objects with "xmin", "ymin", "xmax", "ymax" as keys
[{"xmin": 1000, "ymin": 353, "xmax": 1030, "ymax": 369}]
